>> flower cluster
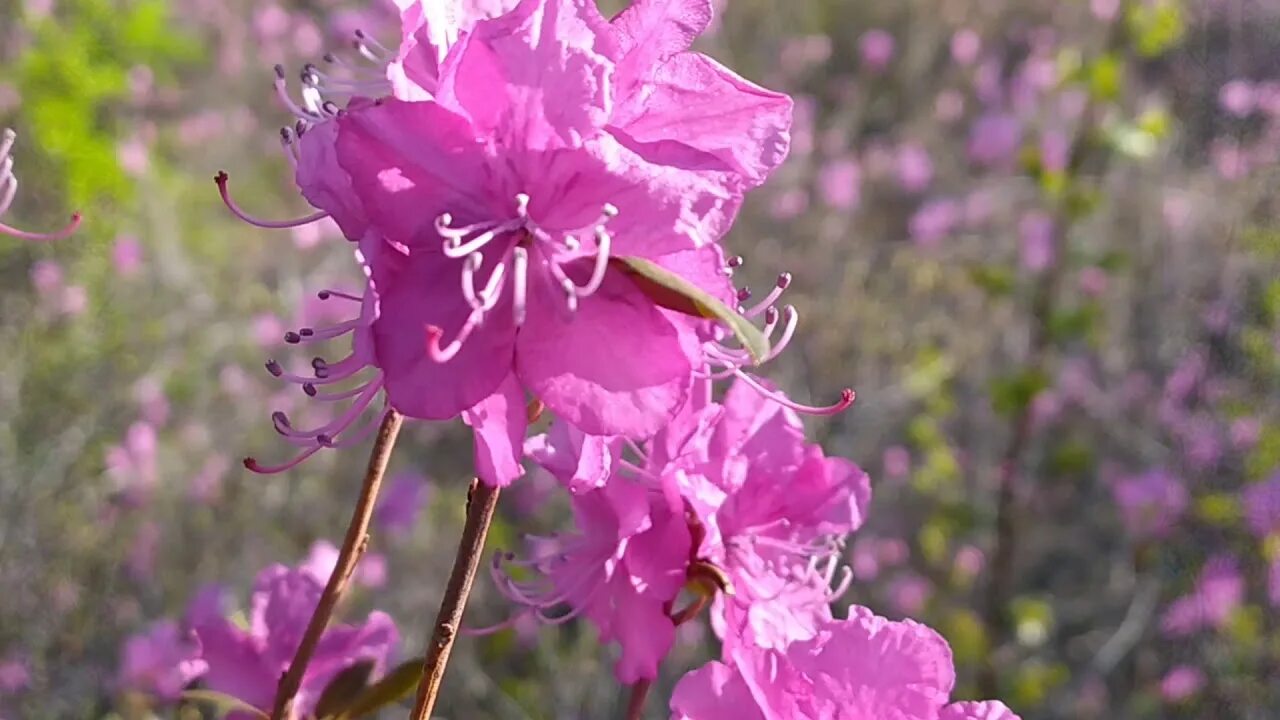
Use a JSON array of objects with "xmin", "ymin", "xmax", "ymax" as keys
[
  {"xmin": 117, "ymin": 545, "xmax": 398, "ymax": 719},
  {"xmin": 224, "ymin": 0, "xmax": 856, "ymax": 486}
]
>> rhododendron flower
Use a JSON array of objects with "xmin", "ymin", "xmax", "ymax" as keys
[
  {"xmin": 670, "ymin": 608, "xmax": 1020, "ymax": 720},
  {"xmin": 1159, "ymin": 554, "xmax": 1244, "ymax": 637},
  {"xmin": 117, "ymin": 620, "xmax": 208, "ymax": 700},
  {"xmin": 225, "ymin": 0, "xmax": 794, "ymax": 483},
  {"xmin": 489, "ymin": 376, "xmax": 856, "ymax": 677},
  {"xmin": 671, "ymin": 378, "xmax": 869, "ymax": 650},
  {"xmin": 1111, "ymin": 469, "xmax": 1187, "ymax": 540},
  {"xmin": 0, "ymin": 129, "xmax": 81, "ymax": 241},
  {"xmin": 1160, "ymin": 665, "xmax": 1205, "ymax": 703},
  {"xmin": 485, "ymin": 471, "xmax": 692, "ymax": 682},
  {"xmin": 192, "ymin": 562, "xmax": 398, "ymax": 718}
]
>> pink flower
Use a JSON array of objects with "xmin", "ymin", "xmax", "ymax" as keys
[
  {"xmin": 909, "ymin": 199, "xmax": 960, "ymax": 248},
  {"xmin": 817, "ymin": 158, "xmax": 861, "ymax": 210},
  {"xmin": 0, "ymin": 656, "xmax": 31, "ymax": 694},
  {"xmin": 1111, "ymin": 469, "xmax": 1187, "ymax": 540},
  {"xmin": 298, "ymin": 539, "xmax": 390, "ymax": 590},
  {"xmin": 230, "ymin": 0, "xmax": 793, "ymax": 483},
  {"xmin": 1018, "ymin": 211, "xmax": 1055, "ymax": 271},
  {"xmin": 29, "ymin": 259, "xmax": 63, "ymax": 296},
  {"xmin": 192, "ymin": 562, "xmax": 398, "ymax": 718},
  {"xmin": 676, "ymin": 378, "xmax": 870, "ymax": 650},
  {"xmin": 950, "ymin": 29, "xmax": 981, "ymax": 66},
  {"xmin": 1219, "ymin": 80, "xmax": 1256, "ymax": 117},
  {"xmin": 117, "ymin": 620, "xmax": 208, "ymax": 700},
  {"xmin": 858, "ymin": 29, "xmax": 895, "ymax": 71},
  {"xmin": 671, "ymin": 609, "xmax": 1020, "ymax": 720},
  {"xmin": 1160, "ymin": 554, "xmax": 1244, "ymax": 637},
  {"xmin": 0, "ymin": 129, "xmax": 82, "ymax": 241},
  {"xmin": 967, "ymin": 114, "xmax": 1022, "ymax": 168},
  {"xmin": 1243, "ymin": 474, "xmax": 1280, "ymax": 538},
  {"xmin": 896, "ymin": 142, "xmax": 934, "ymax": 193},
  {"xmin": 1160, "ymin": 665, "xmax": 1204, "ymax": 703},
  {"xmin": 111, "ymin": 234, "xmax": 143, "ymax": 276},
  {"xmin": 105, "ymin": 421, "xmax": 159, "ymax": 507}
]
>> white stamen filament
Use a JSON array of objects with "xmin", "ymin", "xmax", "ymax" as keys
[{"xmin": 513, "ymin": 246, "xmax": 529, "ymax": 326}]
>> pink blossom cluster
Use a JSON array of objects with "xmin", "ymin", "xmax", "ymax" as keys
[{"xmin": 117, "ymin": 544, "xmax": 398, "ymax": 718}]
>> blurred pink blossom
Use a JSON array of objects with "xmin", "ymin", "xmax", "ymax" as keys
[
  {"xmin": 1018, "ymin": 211, "xmax": 1055, "ymax": 271},
  {"xmin": 1077, "ymin": 267, "xmax": 1108, "ymax": 297},
  {"xmin": 1160, "ymin": 665, "xmax": 1205, "ymax": 702},
  {"xmin": 1160, "ymin": 555, "xmax": 1244, "ymax": 637},
  {"xmin": 883, "ymin": 445, "xmax": 911, "ymax": 479},
  {"xmin": 1111, "ymin": 469, "xmax": 1188, "ymax": 540},
  {"xmin": 968, "ymin": 113, "xmax": 1022, "ymax": 168},
  {"xmin": 951, "ymin": 29, "xmax": 981, "ymax": 65},
  {"xmin": 374, "ymin": 471, "xmax": 431, "ymax": 536},
  {"xmin": 935, "ymin": 90, "xmax": 966, "ymax": 123},
  {"xmin": 859, "ymin": 30, "xmax": 896, "ymax": 71},
  {"xmin": 111, "ymin": 234, "xmax": 143, "ymax": 277},
  {"xmin": 1091, "ymin": 0, "xmax": 1121, "ymax": 20},
  {"xmin": 887, "ymin": 574, "xmax": 933, "ymax": 616},
  {"xmin": 117, "ymin": 620, "xmax": 206, "ymax": 700},
  {"xmin": 29, "ymin": 259, "xmax": 62, "ymax": 296},
  {"xmin": 1219, "ymin": 80, "xmax": 1257, "ymax": 117},
  {"xmin": 817, "ymin": 158, "xmax": 861, "ymax": 210},
  {"xmin": 896, "ymin": 143, "xmax": 934, "ymax": 193},
  {"xmin": 1243, "ymin": 474, "xmax": 1280, "ymax": 539},
  {"xmin": 909, "ymin": 199, "xmax": 960, "ymax": 248},
  {"xmin": 0, "ymin": 656, "xmax": 30, "ymax": 694}
]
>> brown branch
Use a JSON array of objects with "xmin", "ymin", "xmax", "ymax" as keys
[
  {"xmin": 409, "ymin": 479, "xmax": 502, "ymax": 719},
  {"xmin": 270, "ymin": 410, "xmax": 404, "ymax": 720}
]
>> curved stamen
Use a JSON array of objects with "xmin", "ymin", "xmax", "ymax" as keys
[
  {"xmin": 425, "ymin": 311, "xmax": 483, "ymax": 363},
  {"xmin": 744, "ymin": 273, "xmax": 792, "ymax": 319},
  {"xmin": 243, "ymin": 444, "xmax": 325, "ymax": 475},
  {"xmin": 215, "ymin": 172, "xmax": 329, "ymax": 229},
  {"xmin": 317, "ymin": 289, "xmax": 362, "ymax": 302},
  {"xmin": 317, "ymin": 407, "xmax": 389, "ymax": 448},
  {"xmin": 0, "ymin": 213, "xmax": 83, "ymax": 242},
  {"xmin": 733, "ymin": 371, "xmax": 855, "ymax": 416},
  {"xmin": 576, "ymin": 227, "xmax": 612, "ymax": 297},
  {"xmin": 273, "ymin": 65, "xmax": 322, "ymax": 121}
]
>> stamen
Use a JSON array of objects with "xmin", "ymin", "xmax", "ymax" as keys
[
  {"xmin": 243, "ymin": 444, "xmax": 324, "ymax": 475},
  {"xmin": 744, "ymin": 273, "xmax": 792, "ymax": 319},
  {"xmin": 317, "ymin": 289, "xmax": 362, "ymax": 302},
  {"xmin": 425, "ymin": 310, "xmax": 485, "ymax": 363},
  {"xmin": 576, "ymin": 227, "xmax": 611, "ymax": 296},
  {"xmin": 273, "ymin": 65, "xmax": 321, "ymax": 121},
  {"xmin": 733, "ymin": 371, "xmax": 855, "ymax": 416},
  {"xmin": 0, "ymin": 212, "xmax": 83, "ymax": 242},
  {"xmin": 215, "ymin": 172, "xmax": 329, "ymax": 229}
]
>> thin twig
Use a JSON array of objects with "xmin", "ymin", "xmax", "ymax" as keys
[
  {"xmin": 270, "ymin": 410, "xmax": 404, "ymax": 720},
  {"xmin": 409, "ymin": 479, "xmax": 502, "ymax": 719}
]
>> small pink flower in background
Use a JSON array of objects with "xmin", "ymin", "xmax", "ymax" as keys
[
  {"xmin": 59, "ymin": 285, "xmax": 87, "ymax": 316},
  {"xmin": 106, "ymin": 421, "xmax": 160, "ymax": 507},
  {"xmin": 671, "ymin": 609, "xmax": 1020, "ymax": 720},
  {"xmin": 117, "ymin": 620, "xmax": 207, "ymax": 700},
  {"xmin": 0, "ymin": 656, "xmax": 30, "ymax": 694},
  {"xmin": 909, "ymin": 198, "xmax": 960, "ymax": 248},
  {"xmin": 29, "ymin": 259, "xmax": 63, "ymax": 295},
  {"xmin": 374, "ymin": 471, "xmax": 432, "ymax": 536},
  {"xmin": 251, "ymin": 313, "xmax": 286, "ymax": 349},
  {"xmin": 896, "ymin": 142, "xmax": 934, "ymax": 193},
  {"xmin": 858, "ymin": 29, "xmax": 895, "ymax": 72},
  {"xmin": 192, "ymin": 562, "xmax": 398, "ymax": 717},
  {"xmin": 852, "ymin": 540, "xmax": 880, "ymax": 581},
  {"xmin": 1090, "ymin": 0, "xmax": 1121, "ymax": 20},
  {"xmin": 1040, "ymin": 130, "xmax": 1070, "ymax": 174},
  {"xmin": 951, "ymin": 29, "xmax": 981, "ymax": 66},
  {"xmin": 779, "ymin": 35, "xmax": 832, "ymax": 77},
  {"xmin": 117, "ymin": 136, "xmax": 150, "ymax": 176},
  {"xmin": 1243, "ymin": 474, "xmax": 1280, "ymax": 539},
  {"xmin": 1077, "ymin": 267, "xmax": 1108, "ymax": 297},
  {"xmin": 1112, "ymin": 469, "xmax": 1187, "ymax": 540},
  {"xmin": 935, "ymin": 90, "xmax": 966, "ymax": 123},
  {"xmin": 189, "ymin": 455, "xmax": 229, "ymax": 504},
  {"xmin": 127, "ymin": 521, "xmax": 162, "ymax": 580},
  {"xmin": 111, "ymin": 234, "xmax": 143, "ymax": 277},
  {"xmin": 968, "ymin": 113, "xmax": 1022, "ymax": 168},
  {"xmin": 883, "ymin": 445, "xmax": 911, "ymax": 479},
  {"xmin": 1230, "ymin": 417, "xmax": 1261, "ymax": 451},
  {"xmin": 299, "ymin": 540, "xmax": 387, "ymax": 590},
  {"xmin": 1219, "ymin": 80, "xmax": 1257, "ymax": 117},
  {"xmin": 887, "ymin": 573, "xmax": 933, "ymax": 616},
  {"xmin": 817, "ymin": 158, "xmax": 861, "ymax": 210},
  {"xmin": 1211, "ymin": 138, "xmax": 1249, "ymax": 180},
  {"xmin": 133, "ymin": 377, "xmax": 170, "ymax": 427},
  {"xmin": 1018, "ymin": 211, "xmax": 1055, "ymax": 272},
  {"xmin": 770, "ymin": 188, "xmax": 810, "ymax": 220},
  {"xmin": 954, "ymin": 545, "xmax": 986, "ymax": 580},
  {"xmin": 1160, "ymin": 554, "xmax": 1244, "ymax": 637},
  {"xmin": 1160, "ymin": 665, "xmax": 1205, "ymax": 703}
]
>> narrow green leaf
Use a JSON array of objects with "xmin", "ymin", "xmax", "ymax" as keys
[
  {"xmin": 612, "ymin": 256, "xmax": 771, "ymax": 364},
  {"xmin": 327, "ymin": 657, "xmax": 424, "ymax": 719},
  {"xmin": 181, "ymin": 690, "xmax": 270, "ymax": 719},
  {"xmin": 313, "ymin": 659, "xmax": 376, "ymax": 719}
]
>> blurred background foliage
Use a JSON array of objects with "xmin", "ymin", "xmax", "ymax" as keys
[{"xmin": 2, "ymin": 0, "xmax": 1280, "ymax": 718}]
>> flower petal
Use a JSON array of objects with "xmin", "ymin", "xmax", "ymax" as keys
[
  {"xmin": 516, "ymin": 263, "xmax": 696, "ymax": 438},
  {"xmin": 612, "ymin": 52, "xmax": 792, "ymax": 187},
  {"xmin": 463, "ymin": 374, "xmax": 528, "ymax": 487},
  {"xmin": 670, "ymin": 660, "xmax": 765, "ymax": 720},
  {"xmin": 940, "ymin": 701, "xmax": 1023, "ymax": 720}
]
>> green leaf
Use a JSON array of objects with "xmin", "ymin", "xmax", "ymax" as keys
[
  {"xmin": 968, "ymin": 264, "xmax": 1016, "ymax": 297},
  {"xmin": 325, "ymin": 657, "xmax": 424, "ymax": 719},
  {"xmin": 313, "ymin": 660, "xmax": 377, "ymax": 719},
  {"xmin": 989, "ymin": 370, "xmax": 1050, "ymax": 418},
  {"xmin": 613, "ymin": 256, "xmax": 770, "ymax": 364},
  {"xmin": 181, "ymin": 690, "xmax": 270, "ymax": 719}
]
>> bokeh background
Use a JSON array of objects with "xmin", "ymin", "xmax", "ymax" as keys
[{"xmin": 3, "ymin": 0, "xmax": 1280, "ymax": 717}]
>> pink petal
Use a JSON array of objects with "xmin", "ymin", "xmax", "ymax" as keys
[
  {"xmin": 463, "ymin": 374, "xmax": 528, "ymax": 487},
  {"xmin": 670, "ymin": 661, "xmax": 765, "ymax": 720},
  {"xmin": 611, "ymin": 51, "xmax": 792, "ymax": 187},
  {"xmin": 940, "ymin": 701, "xmax": 1023, "ymax": 720},
  {"xmin": 335, "ymin": 99, "xmax": 492, "ymax": 248},
  {"xmin": 524, "ymin": 418, "xmax": 619, "ymax": 493},
  {"xmin": 516, "ymin": 263, "xmax": 696, "ymax": 438},
  {"xmin": 435, "ymin": 0, "xmax": 613, "ymax": 149},
  {"xmin": 611, "ymin": 586, "xmax": 677, "ymax": 683},
  {"xmin": 296, "ymin": 118, "xmax": 367, "ymax": 240},
  {"xmin": 607, "ymin": 0, "xmax": 713, "ymax": 91},
  {"xmin": 371, "ymin": 252, "xmax": 516, "ymax": 420}
]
